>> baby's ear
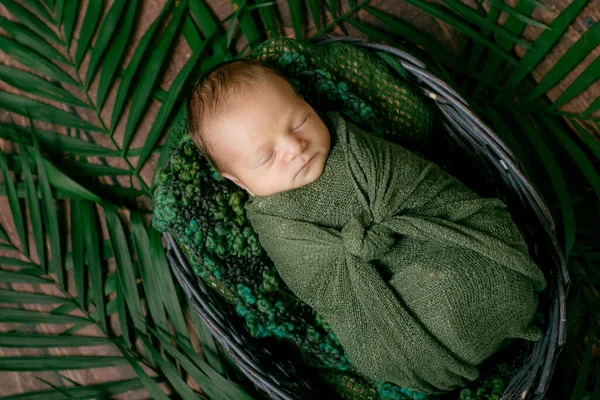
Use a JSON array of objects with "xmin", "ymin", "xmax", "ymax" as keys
[
  {"xmin": 220, "ymin": 172, "xmax": 237, "ymax": 183},
  {"xmin": 221, "ymin": 172, "xmax": 246, "ymax": 189},
  {"xmin": 221, "ymin": 173, "xmax": 255, "ymax": 196}
]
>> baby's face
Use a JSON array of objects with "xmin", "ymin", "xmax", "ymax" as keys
[{"xmin": 210, "ymin": 76, "xmax": 331, "ymax": 197}]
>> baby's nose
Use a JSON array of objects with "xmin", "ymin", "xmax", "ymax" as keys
[{"xmin": 282, "ymin": 138, "xmax": 307, "ymax": 162}]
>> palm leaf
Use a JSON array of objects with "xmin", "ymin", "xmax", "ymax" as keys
[
  {"xmin": 135, "ymin": 42, "xmax": 204, "ymax": 171},
  {"xmin": 52, "ymin": 162, "xmax": 131, "ymax": 178},
  {"xmin": 104, "ymin": 205, "xmax": 157, "ymax": 366},
  {"xmin": 139, "ymin": 335, "xmax": 200, "ymax": 400},
  {"xmin": 188, "ymin": 1, "xmax": 233, "ymax": 61},
  {"xmin": 0, "ymin": 356, "xmax": 129, "ymax": 371},
  {"xmin": 0, "ymin": 16, "xmax": 67, "ymax": 63},
  {"xmin": 404, "ymin": 0, "xmax": 524, "ymax": 66},
  {"xmin": 225, "ymin": 6, "xmax": 244, "ymax": 50},
  {"xmin": 147, "ymin": 227, "xmax": 191, "ymax": 341},
  {"xmin": 542, "ymin": 116, "xmax": 600, "ymax": 201},
  {"xmin": 1, "ymin": 0, "xmax": 61, "ymax": 45},
  {"xmin": 472, "ymin": 0, "xmax": 536, "ymax": 97},
  {"xmin": 83, "ymin": 1, "xmax": 129, "ymax": 90},
  {"xmin": 104, "ymin": 206, "xmax": 148, "ymax": 334},
  {"xmin": 74, "ymin": 1, "xmax": 103, "ymax": 68},
  {"xmin": 0, "ymin": 36, "xmax": 76, "ymax": 85},
  {"xmin": 0, "ymin": 308, "xmax": 89, "ymax": 325},
  {"xmin": 50, "ymin": 302, "xmax": 78, "ymax": 316},
  {"xmin": 0, "ymin": 269, "xmax": 54, "ymax": 284},
  {"xmin": 96, "ymin": 0, "xmax": 139, "ymax": 110},
  {"xmin": 521, "ymin": 0, "xmax": 554, "ymax": 12},
  {"xmin": 34, "ymin": 379, "xmax": 80, "ymax": 400},
  {"xmin": 41, "ymin": 0, "xmax": 55, "ymax": 11},
  {"xmin": 115, "ymin": 276, "xmax": 132, "ymax": 347},
  {"xmin": 569, "ymin": 323, "xmax": 596, "ymax": 400},
  {"xmin": 30, "ymin": 133, "xmax": 64, "ymax": 286},
  {"xmin": 0, "ymin": 243, "xmax": 14, "ymax": 252},
  {"xmin": 188, "ymin": 0, "xmax": 223, "ymax": 42},
  {"xmin": 0, "ymin": 224, "xmax": 10, "ymax": 242},
  {"xmin": 550, "ymin": 55, "xmax": 600, "ymax": 110},
  {"xmin": 0, "ymin": 65, "xmax": 89, "ymax": 108},
  {"xmin": 485, "ymin": 0, "xmax": 550, "ymax": 30},
  {"xmin": 307, "ymin": 0, "xmax": 322, "ymax": 31},
  {"xmin": 109, "ymin": 0, "xmax": 175, "ymax": 131},
  {"xmin": 441, "ymin": 0, "xmax": 532, "ymax": 47},
  {"xmin": 256, "ymin": 0, "xmax": 279, "ymax": 37},
  {"xmin": 0, "ymin": 91, "xmax": 102, "ymax": 131},
  {"xmin": 0, "ymin": 151, "xmax": 29, "ymax": 256},
  {"xmin": 121, "ymin": 0, "xmax": 188, "ymax": 152},
  {"xmin": 71, "ymin": 199, "xmax": 85, "ymax": 305},
  {"xmin": 20, "ymin": 0, "xmax": 55, "ymax": 23},
  {"xmin": 119, "ymin": 347, "xmax": 170, "ymax": 400},
  {"xmin": 0, "ymin": 333, "xmax": 112, "ymax": 348},
  {"xmin": 523, "ymin": 20, "xmax": 600, "ymax": 104},
  {"xmin": 569, "ymin": 119, "xmax": 600, "ymax": 162},
  {"xmin": 466, "ymin": 6, "xmax": 501, "ymax": 71},
  {"xmin": 62, "ymin": 0, "xmax": 79, "ymax": 45},
  {"xmin": 582, "ymin": 95, "xmax": 600, "ymax": 116},
  {"xmin": 358, "ymin": 8, "xmax": 503, "ymax": 90},
  {"xmin": 497, "ymin": 0, "xmax": 589, "ymax": 101},
  {"xmin": 592, "ymin": 365, "xmax": 600, "ymax": 400},
  {"xmin": 55, "ymin": 0, "xmax": 65, "ymax": 25},
  {"xmin": 233, "ymin": 0, "xmax": 261, "ymax": 47},
  {"xmin": 0, "ymin": 124, "xmax": 117, "ymax": 157},
  {"xmin": 0, "ymin": 289, "xmax": 69, "ymax": 304},
  {"xmin": 189, "ymin": 308, "xmax": 227, "ymax": 377},
  {"xmin": 150, "ymin": 325, "xmax": 254, "ymax": 400},
  {"xmin": 287, "ymin": 0, "xmax": 304, "ymax": 39},
  {"xmin": 0, "ymin": 379, "xmax": 144, "ymax": 400},
  {"xmin": 130, "ymin": 212, "xmax": 169, "ymax": 332},
  {"xmin": 512, "ymin": 112, "xmax": 576, "ymax": 258},
  {"xmin": 80, "ymin": 199, "xmax": 106, "ymax": 328},
  {"xmin": 16, "ymin": 139, "xmax": 46, "ymax": 272},
  {"xmin": 0, "ymin": 256, "xmax": 36, "ymax": 268},
  {"xmin": 27, "ymin": 153, "xmax": 103, "ymax": 202}
]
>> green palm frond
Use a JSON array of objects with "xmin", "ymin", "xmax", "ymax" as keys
[{"xmin": 0, "ymin": 0, "xmax": 598, "ymax": 398}]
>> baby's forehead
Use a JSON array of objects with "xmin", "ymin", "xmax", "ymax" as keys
[
  {"xmin": 206, "ymin": 74, "xmax": 300, "ymax": 138},
  {"xmin": 207, "ymin": 112, "xmax": 263, "ymax": 150}
]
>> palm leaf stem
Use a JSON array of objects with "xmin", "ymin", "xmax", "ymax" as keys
[
  {"xmin": 56, "ymin": 49, "xmax": 152, "ymax": 196},
  {"xmin": 3, "ymin": 249, "xmax": 159, "ymax": 377}
]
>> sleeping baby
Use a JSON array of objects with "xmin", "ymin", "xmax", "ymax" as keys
[{"xmin": 186, "ymin": 58, "xmax": 547, "ymax": 394}]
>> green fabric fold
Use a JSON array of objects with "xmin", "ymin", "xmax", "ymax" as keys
[{"xmin": 244, "ymin": 112, "xmax": 546, "ymax": 393}]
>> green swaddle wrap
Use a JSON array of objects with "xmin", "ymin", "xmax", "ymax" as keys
[{"xmin": 244, "ymin": 112, "xmax": 547, "ymax": 394}]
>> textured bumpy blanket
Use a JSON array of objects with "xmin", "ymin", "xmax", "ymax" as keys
[{"xmin": 244, "ymin": 112, "xmax": 547, "ymax": 393}]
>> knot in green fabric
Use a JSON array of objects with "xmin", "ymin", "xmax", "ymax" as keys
[{"xmin": 341, "ymin": 214, "xmax": 395, "ymax": 262}]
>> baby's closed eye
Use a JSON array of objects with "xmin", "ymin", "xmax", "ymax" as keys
[
  {"xmin": 259, "ymin": 152, "xmax": 274, "ymax": 167},
  {"xmin": 293, "ymin": 115, "xmax": 309, "ymax": 131}
]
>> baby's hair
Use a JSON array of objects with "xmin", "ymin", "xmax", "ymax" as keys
[{"xmin": 186, "ymin": 58, "xmax": 294, "ymax": 174}]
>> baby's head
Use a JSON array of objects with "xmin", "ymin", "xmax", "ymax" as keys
[{"xmin": 186, "ymin": 59, "xmax": 330, "ymax": 197}]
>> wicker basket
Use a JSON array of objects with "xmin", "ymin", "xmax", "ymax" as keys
[{"xmin": 164, "ymin": 36, "xmax": 569, "ymax": 400}]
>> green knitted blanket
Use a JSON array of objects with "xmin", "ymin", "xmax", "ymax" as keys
[{"xmin": 244, "ymin": 112, "xmax": 547, "ymax": 393}]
